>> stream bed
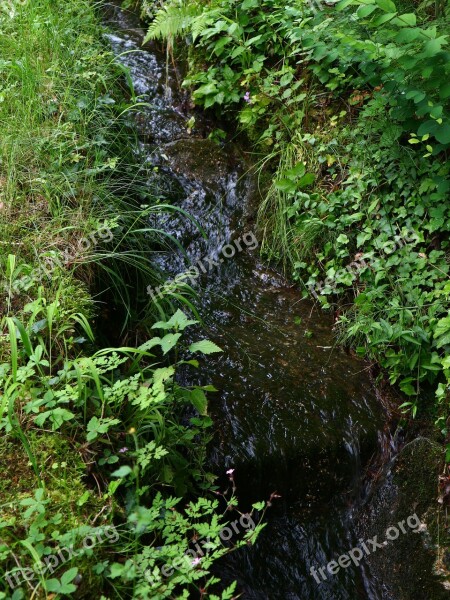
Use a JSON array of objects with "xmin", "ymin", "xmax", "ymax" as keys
[{"xmin": 102, "ymin": 4, "xmax": 446, "ymax": 599}]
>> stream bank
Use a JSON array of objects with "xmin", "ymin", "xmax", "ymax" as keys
[{"xmin": 103, "ymin": 3, "xmax": 450, "ymax": 599}]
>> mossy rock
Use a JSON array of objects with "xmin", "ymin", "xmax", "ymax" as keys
[{"xmin": 357, "ymin": 437, "xmax": 450, "ymax": 599}]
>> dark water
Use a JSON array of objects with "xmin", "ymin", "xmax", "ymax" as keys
[{"xmin": 103, "ymin": 5, "xmax": 397, "ymax": 598}]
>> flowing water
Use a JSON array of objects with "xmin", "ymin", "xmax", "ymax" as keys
[{"xmin": 103, "ymin": 5, "xmax": 400, "ymax": 598}]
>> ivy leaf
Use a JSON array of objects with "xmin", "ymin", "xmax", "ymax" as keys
[{"xmin": 297, "ymin": 173, "xmax": 315, "ymax": 188}]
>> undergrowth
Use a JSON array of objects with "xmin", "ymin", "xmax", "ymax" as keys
[
  {"xmin": 143, "ymin": 0, "xmax": 450, "ymax": 435},
  {"xmin": 0, "ymin": 0, "xmax": 263, "ymax": 597}
]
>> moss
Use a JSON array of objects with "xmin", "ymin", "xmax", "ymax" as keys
[
  {"xmin": 358, "ymin": 437, "xmax": 450, "ymax": 599},
  {"xmin": 0, "ymin": 432, "xmax": 103, "ymax": 529}
]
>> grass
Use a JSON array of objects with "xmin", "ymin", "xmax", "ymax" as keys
[
  {"xmin": 0, "ymin": 0, "xmax": 158, "ymax": 595},
  {"xmin": 0, "ymin": 3, "xmax": 257, "ymax": 598},
  {"xmin": 0, "ymin": 0, "xmax": 185, "ymax": 341}
]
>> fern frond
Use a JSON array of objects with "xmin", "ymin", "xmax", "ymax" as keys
[
  {"xmin": 190, "ymin": 9, "xmax": 222, "ymax": 41},
  {"xmin": 143, "ymin": 1, "xmax": 202, "ymax": 42}
]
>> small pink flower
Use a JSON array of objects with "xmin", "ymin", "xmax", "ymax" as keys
[
  {"xmin": 192, "ymin": 557, "xmax": 201, "ymax": 566},
  {"xmin": 243, "ymin": 91, "xmax": 251, "ymax": 103},
  {"xmin": 226, "ymin": 468, "xmax": 235, "ymax": 476},
  {"xmin": 119, "ymin": 447, "xmax": 128, "ymax": 454}
]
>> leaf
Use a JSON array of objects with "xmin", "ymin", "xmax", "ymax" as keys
[
  {"xmin": 440, "ymin": 83, "xmax": 450, "ymax": 99},
  {"xmin": 285, "ymin": 163, "xmax": 306, "ymax": 178},
  {"xmin": 435, "ymin": 123, "xmax": 450, "ymax": 145},
  {"xmin": 274, "ymin": 178, "xmax": 296, "ymax": 193},
  {"xmin": 405, "ymin": 90, "xmax": 426, "ymax": 103},
  {"xmin": 189, "ymin": 340, "xmax": 222, "ymax": 354},
  {"xmin": 375, "ymin": 0, "xmax": 396, "ymax": 12},
  {"xmin": 241, "ymin": 0, "xmax": 259, "ymax": 8},
  {"xmin": 61, "ymin": 567, "xmax": 78, "ymax": 585},
  {"xmin": 191, "ymin": 389, "xmax": 208, "ymax": 415},
  {"xmin": 423, "ymin": 38, "xmax": 444, "ymax": 58},
  {"xmin": 395, "ymin": 28, "xmax": 421, "ymax": 42},
  {"xmin": 166, "ymin": 309, "xmax": 198, "ymax": 331},
  {"xmin": 395, "ymin": 12, "xmax": 416, "ymax": 26},
  {"xmin": 372, "ymin": 12, "xmax": 397, "ymax": 25},
  {"xmin": 160, "ymin": 333, "xmax": 182, "ymax": 354},
  {"xmin": 417, "ymin": 119, "xmax": 439, "ymax": 137},
  {"xmin": 138, "ymin": 337, "xmax": 162, "ymax": 352},
  {"xmin": 194, "ymin": 83, "xmax": 218, "ymax": 97},
  {"xmin": 45, "ymin": 579, "xmax": 61, "ymax": 593},
  {"xmin": 297, "ymin": 173, "xmax": 315, "ymax": 188},
  {"xmin": 111, "ymin": 465, "xmax": 132, "ymax": 478},
  {"xmin": 336, "ymin": 0, "xmax": 355, "ymax": 11},
  {"xmin": 357, "ymin": 4, "xmax": 377, "ymax": 18}
]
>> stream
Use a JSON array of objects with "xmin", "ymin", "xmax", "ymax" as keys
[{"xmin": 102, "ymin": 5, "xmax": 410, "ymax": 599}]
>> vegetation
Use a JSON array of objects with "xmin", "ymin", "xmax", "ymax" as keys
[
  {"xmin": 0, "ymin": 0, "xmax": 263, "ymax": 597},
  {"xmin": 143, "ymin": 0, "xmax": 450, "ymax": 429}
]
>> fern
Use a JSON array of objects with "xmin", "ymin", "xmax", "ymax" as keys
[{"xmin": 143, "ymin": 1, "xmax": 202, "ymax": 42}]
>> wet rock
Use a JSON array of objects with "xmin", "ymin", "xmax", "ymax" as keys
[
  {"xmin": 357, "ymin": 437, "xmax": 450, "ymax": 599},
  {"xmin": 163, "ymin": 138, "xmax": 234, "ymax": 190}
]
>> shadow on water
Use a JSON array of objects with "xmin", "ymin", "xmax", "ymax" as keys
[{"xmin": 102, "ymin": 4, "xmax": 400, "ymax": 598}]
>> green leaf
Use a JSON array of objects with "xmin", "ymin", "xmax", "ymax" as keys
[
  {"xmin": 61, "ymin": 568, "xmax": 78, "ymax": 585},
  {"xmin": 440, "ymin": 83, "xmax": 450, "ymax": 99},
  {"xmin": 375, "ymin": 0, "xmax": 396, "ymax": 12},
  {"xmin": 241, "ymin": 0, "xmax": 259, "ymax": 8},
  {"xmin": 395, "ymin": 12, "xmax": 416, "ymax": 26},
  {"xmin": 189, "ymin": 340, "xmax": 222, "ymax": 354},
  {"xmin": 372, "ymin": 11, "xmax": 397, "ymax": 25},
  {"xmin": 160, "ymin": 333, "xmax": 182, "ymax": 354},
  {"xmin": 111, "ymin": 465, "xmax": 132, "ymax": 478},
  {"xmin": 435, "ymin": 123, "xmax": 450, "ymax": 145},
  {"xmin": 274, "ymin": 178, "xmax": 296, "ymax": 193},
  {"xmin": 417, "ymin": 119, "xmax": 440, "ymax": 137},
  {"xmin": 336, "ymin": 0, "xmax": 355, "ymax": 11},
  {"xmin": 423, "ymin": 38, "xmax": 444, "ymax": 58},
  {"xmin": 336, "ymin": 234, "xmax": 349, "ymax": 244},
  {"xmin": 357, "ymin": 4, "xmax": 377, "ymax": 17},
  {"xmin": 285, "ymin": 163, "xmax": 306, "ymax": 178},
  {"xmin": 297, "ymin": 173, "xmax": 315, "ymax": 188},
  {"xmin": 45, "ymin": 579, "xmax": 61, "ymax": 593},
  {"xmin": 194, "ymin": 83, "xmax": 218, "ymax": 97},
  {"xmin": 191, "ymin": 389, "xmax": 208, "ymax": 415},
  {"xmin": 395, "ymin": 27, "xmax": 420, "ymax": 42}
]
